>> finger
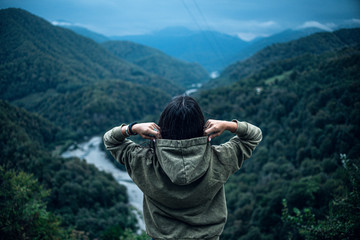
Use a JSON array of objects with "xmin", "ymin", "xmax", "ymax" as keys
[
  {"xmin": 208, "ymin": 131, "xmax": 222, "ymax": 141},
  {"xmin": 204, "ymin": 128, "xmax": 212, "ymax": 135},
  {"xmin": 150, "ymin": 129, "xmax": 160, "ymax": 138},
  {"xmin": 204, "ymin": 126, "xmax": 217, "ymax": 136},
  {"xmin": 140, "ymin": 134, "xmax": 152, "ymax": 140},
  {"xmin": 154, "ymin": 124, "xmax": 161, "ymax": 130},
  {"xmin": 144, "ymin": 129, "xmax": 161, "ymax": 139}
]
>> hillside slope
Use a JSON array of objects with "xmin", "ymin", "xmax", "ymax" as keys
[
  {"xmin": 0, "ymin": 100, "xmax": 138, "ymax": 238},
  {"xmin": 112, "ymin": 26, "xmax": 248, "ymax": 72},
  {"xmin": 0, "ymin": 8, "xmax": 182, "ymax": 100},
  {"xmin": 205, "ymin": 28, "xmax": 360, "ymax": 88},
  {"xmin": 102, "ymin": 40, "xmax": 209, "ymax": 88},
  {"xmin": 196, "ymin": 43, "xmax": 360, "ymax": 239},
  {"xmin": 0, "ymin": 8, "xmax": 176, "ymax": 138}
]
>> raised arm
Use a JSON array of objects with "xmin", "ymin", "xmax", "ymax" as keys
[
  {"xmin": 204, "ymin": 119, "xmax": 238, "ymax": 141},
  {"xmin": 208, "ymin": 119, "xmax": 263, "ymax": 175}
]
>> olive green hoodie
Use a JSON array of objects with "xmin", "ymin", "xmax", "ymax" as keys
[{"xmin": 103, "ymin": 120, "xmax": 262, "ymax": 239}]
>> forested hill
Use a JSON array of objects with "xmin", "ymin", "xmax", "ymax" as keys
[
  {"xmin": 196, "ymin": 38, "xmax": 360, "ymax": 239},
  {"xmin": 0, "ymin": 8, "xmax": 180, "ymax": 138},
  {"xmin": 0, "ymin": 100, "xmax": 139, "ymax": 238},
  {"xmin": 205, "ymin": 28, "xmax": 360, "ymax": 88},
  {"xmin": 102, "ymin": 41, "xmax": 209, "ymax": 88},
  {"xmin": 0, "ymin": 8, "xmax": 182, "ymax": 99},
  {"xmin": 1, "ymin": 8, "xmax": 166, "ymax": 239}
]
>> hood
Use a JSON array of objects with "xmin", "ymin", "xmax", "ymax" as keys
[{"xmin": 155, "ymin": 136, "xmax": 210, "ymax": 185}]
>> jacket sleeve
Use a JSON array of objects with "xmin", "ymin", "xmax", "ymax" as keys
[
  {"xmin": 212, "ymin": 120, "xmax": 262, "ymax": 175},
  {"xmin": 103, "ymin": 124, "xmax": 132, "ymax": 165},
  {"xmin": 103, "ymin": 125, "xmax": 153, "ymax": 172}
]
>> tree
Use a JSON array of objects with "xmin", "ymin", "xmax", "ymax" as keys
[
  {"xmin": 0, "ymin": 167, "xmax": 68, "ymax": 239},
  {"xmin": 282, "ymin": 154, "xmax": 360, "ymax": 240}
]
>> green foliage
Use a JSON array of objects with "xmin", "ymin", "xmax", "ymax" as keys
[
  {"xmin": 0, "ymin": 167, "xmax": 67, "ymax": 239},
  {"xmin": 0, "ymin": 8, "xmax": 183, "ymax": 139},
  {"xmin": 196, "ymin": 32, "xmax": 360, "ymax": 239},
  {"xmin": 101, "ymin": 227, "xmax": 151, "ymax": 240},
  {"xmin": 14, "ymin": 80, "xmax": 172, "ymax": 138},
  {"xmin": 0, "ymin": 8, "xmax": 181, "ymax": 100},
  {"xmin": 282, "ymin": 154, "xmax": 360, "ymax": 240},
  {"xmin": 102, "ymin": 41, "xmax": 209, "ymax": 88},
  {"xmin": 119, "ymin": 229, "xmax": 152, "ymax": 240},
  {"xmin": 0, "ymin": 101, "xmax": 138, "ymax": 239},
  {"xmin": 205, "ymin": 28, "xmax": 360, "ymax": 89}
]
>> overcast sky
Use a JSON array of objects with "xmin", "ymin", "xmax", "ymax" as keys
[{"xmin": 1, "ymin": 0, "xmax": 359, "ymax": 41}]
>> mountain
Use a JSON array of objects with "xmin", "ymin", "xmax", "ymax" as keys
[
  {"xmin": 335, "ymin": 19, "xmax": 360, "ymax": 30},
  {"xmin": 109, "ymin": 26, "xmax": 329, "ymax": 73},
  {"xmin": 62, "ymin": 25, "xmax": 110, "ymax": 43},
  {"xmin": 102, "ymin": 40, "xmax": 209, "ymax": 87},
  {"xmin": 0, "ymin": 8, "xmax": 181, "ymax": 100},
  {"xmin": 110, "ymin": 26, "xmax": 249, "ymax": 72},
  {"xmin": 195, "ymin": 41, "xmax": 360, "ymax": 239},
  {"xmin": 60, "ymin": 24, "xmax": 331, "ymax": 74},
  {"xmin": 233, "ymin": 27, "xmax": 326, "ymax": 62},
  {"xmin": 205, "ymin": 28, "xmax": 360, "ymax": 88},
  {"xmin": 0, "ymin": 8, "xmax": 181, "ymax": 138}
]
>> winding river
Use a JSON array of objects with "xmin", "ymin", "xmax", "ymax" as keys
[{"xmin": 61, "ymin": 136, "xmax": 145, "ymax": 232}]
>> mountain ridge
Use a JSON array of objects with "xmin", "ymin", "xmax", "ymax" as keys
[
  {"xmin": 102, "ymin": 40, "xmax": 209, "ymax": 87},
  {"xmin": 204, "ymin": 28, "xmax": 360, "ymax": 88},
  {"xmin": 0, "ymin": 8, "xmax": 182, "ymax": 101},
  {"xmin": 0, "ymin": 8, "xmax": 179, "ymax": 138},
  {"xmin": 60, "ymin": 24, "xmax": 333, "ymax": 72}
]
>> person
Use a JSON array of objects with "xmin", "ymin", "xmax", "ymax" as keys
[{"xmin": 103, "ymin": 95, "xmax": 262, "ymax": 240}]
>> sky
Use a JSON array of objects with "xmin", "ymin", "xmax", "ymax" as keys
[{"xmin": 1, "ymin": 0, "xmax": 359, "ymax": 41}]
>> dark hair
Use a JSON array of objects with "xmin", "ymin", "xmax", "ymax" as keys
[{"xmin": 158, "ymin": 95, "xmax": 205, "ymax": 140}]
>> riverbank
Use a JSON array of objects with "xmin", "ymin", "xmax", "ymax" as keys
[{"xmin": 61, "ymin": 136, "xmax": 145, "ymax": 232}]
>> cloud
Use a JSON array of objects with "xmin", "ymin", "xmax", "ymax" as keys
[
  {"xmin": 209, "ymin": 19, "xmax": 280, "ymax": 41},
  {"xmin": 297, "ymin": 21, "xmax": 334, "ymax": 31},
  {"xmin": 51, "ymin": 20, "xmax": 73, "ymax": 26},
  {"xmin": 236, "ymin": 32, "xmax": 269, "ymax": 41}
]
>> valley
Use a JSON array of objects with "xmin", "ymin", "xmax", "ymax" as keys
[{"xmin": 1, "ymin": 7, "xmax": 359, "ymax": 240}]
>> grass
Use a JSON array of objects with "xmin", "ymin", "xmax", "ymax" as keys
[{"xmin": 265, "ymin": 70, "xmax": 293, "ymax": 85}]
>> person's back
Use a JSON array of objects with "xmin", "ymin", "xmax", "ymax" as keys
[{"xmin": 103, "ymin": 96, "xmax": 262, "ymax": 239}]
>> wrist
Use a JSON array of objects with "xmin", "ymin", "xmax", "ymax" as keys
[
  {"xmin": 121, "ymin": 126, "xmax": 130, "ymax": 137},
  {"xmin": 227, "ymin": 121, "xmax": 238, "ymax": 133}
]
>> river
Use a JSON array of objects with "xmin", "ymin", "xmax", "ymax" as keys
[{"xmin": 61, "ymin": 136, "xmax": 145, "ymax": 232}]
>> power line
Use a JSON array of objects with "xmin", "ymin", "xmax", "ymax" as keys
[
  {"xmin": 180, "ymin": 0, "xmax": 227, "ymax": 70},
  {"xmin": 191, "ymin": 0, "xmax": 227, "ymax": 64}
]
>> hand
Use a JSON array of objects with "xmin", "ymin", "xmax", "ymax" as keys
[
  {"xmin": 204, "ymin": 119, "xmax": 237, "ymax": 141},
  {"xmin": 131, "ymin": 122, "xmax": 161, "ymax": 140}
]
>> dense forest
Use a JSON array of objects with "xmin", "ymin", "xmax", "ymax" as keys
[
  {"xmin": 196, "ymin": 29, "xmax": 360, "ymax": 239},
  {"xmin": 1, "ymin": 7, "xmax": 360, "ymax": 240},
  {"xmin": 0, "ymin": 8, "xmax": 184, "ymax": 140},
  {"xmin": 102, "ymin": 41, "xmax": 209, "ymax": 88},
  {"xmin": 204, "ymin": 28, "xmax": 360, "ymax": 89},
  {"xmin": 0, "ymin": 8, "xmax": 173, "ymax": 239},
  {"xmin": 0, "ymin": 101, "xmax": 139, "ymax": 239}
]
